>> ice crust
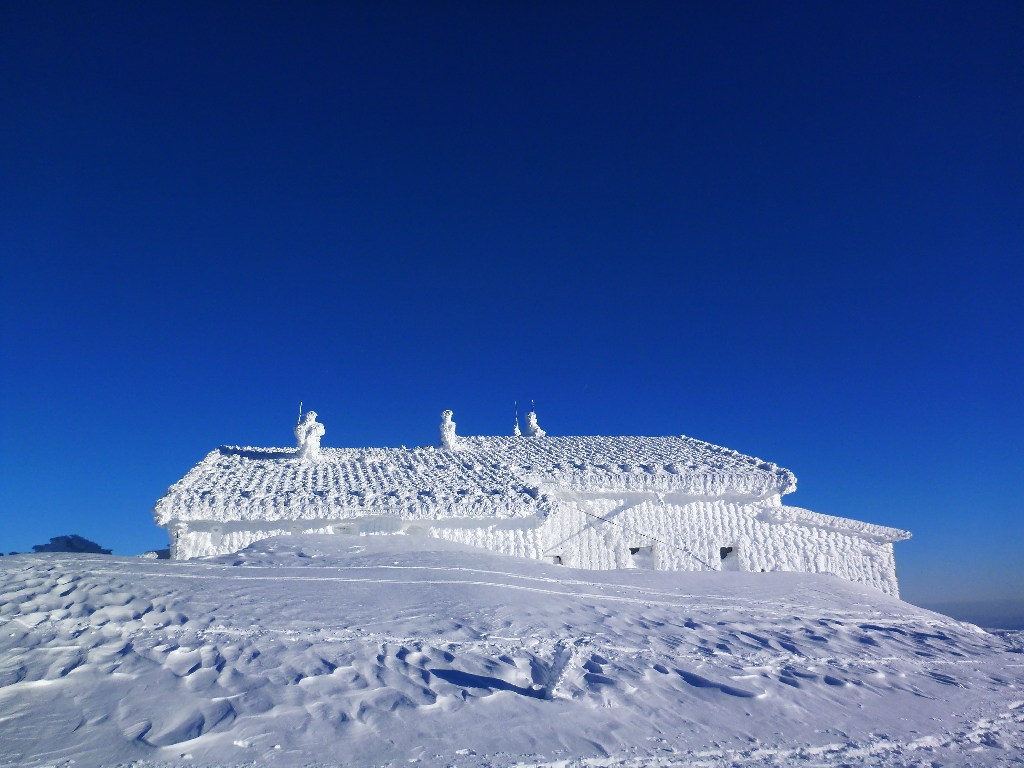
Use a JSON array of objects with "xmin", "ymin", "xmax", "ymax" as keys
[
  {"xmin": 152, "ymin": 432, "xmax": 909, "ymax": 596},
  {"xmin": 293, "ymin": 411, "xmax": 324, "ymax": 461},
  {"xmin": 154, "ymin": 435, "xmax": 797, "ymax": 526},
  {"xmin": 439, "ymin": 409, "xmax": 458, "ymax": 451},
  {"xmin": 524, "ymin": 409, "xmax": 546, "ymax": 437},
  {"xmin": 763, "ymin": 505, "xmax": 912, "ymax": 544}
]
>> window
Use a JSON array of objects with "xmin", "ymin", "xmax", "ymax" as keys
[
  {"xmin": 630, "ymin": 546, "xmax": 655, "ymax": 569},
  {"xmin": 720, "ymin": 545, "xmax": 740, "ymax": 571}
]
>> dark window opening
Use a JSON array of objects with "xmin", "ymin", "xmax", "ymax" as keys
[
  {"xmin": 720, "ymin": 546, "xmax": 734, "ymax": 560},
  {"xmin": 629, "ymin": 546, "xmax": 655, "ymax": 568}
]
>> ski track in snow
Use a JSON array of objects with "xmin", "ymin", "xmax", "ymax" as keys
[{"xmin": 0, "ymin": 535, "xmax": 1021, "ymax": 768}]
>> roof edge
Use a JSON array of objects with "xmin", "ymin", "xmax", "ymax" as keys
[{"xmin": 761, "ymin": 505, "xmax": 911, "ymax": 544}]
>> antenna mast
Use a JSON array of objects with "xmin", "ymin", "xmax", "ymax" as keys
[{"xmin": 297, "ymin": 402, "xmax": 303, "ymax": 425}]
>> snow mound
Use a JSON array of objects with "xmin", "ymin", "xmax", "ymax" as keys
[{"xmin": 1, "ymin": 536, "xmax": 1020, "ymax": 767}]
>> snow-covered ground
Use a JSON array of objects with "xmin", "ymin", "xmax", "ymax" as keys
[{"xmin": 1, "ymin": 535, "xmax": 1021, "ymax": 767}]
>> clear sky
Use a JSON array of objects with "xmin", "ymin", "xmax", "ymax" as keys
[{"xmin": 1, "ymin": 3, "xmax": 1021, "ymax": 609}]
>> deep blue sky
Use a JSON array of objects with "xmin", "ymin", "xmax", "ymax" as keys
[{"xmin": 1, "ymin": 3, "xmax": 1021, "ymax": 608}]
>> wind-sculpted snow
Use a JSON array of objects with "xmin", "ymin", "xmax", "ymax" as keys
[
  {"xmin": 0, "ymin": 536, "xmax": 1020, "ymax": 767},
  {"xmin": 153, "ymin": 435, "xmax": 797, "ymax": 526}
]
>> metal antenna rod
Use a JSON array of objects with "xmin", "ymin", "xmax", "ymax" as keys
[{"xmin": 298, "ymin": 402, "xmax": 302, "ymax": 425}]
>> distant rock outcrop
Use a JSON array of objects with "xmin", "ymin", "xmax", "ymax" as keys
[{"xmin": 32, "ymin": 535, "xmax": 112, "ymax": 555}]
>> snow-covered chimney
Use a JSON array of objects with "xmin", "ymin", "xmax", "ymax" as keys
[
  {"xmin": 295, "ymin": 411, "xmax": 325, "ymax": 460},
  {"xmin": 440, "ymin": 410, "xmax": 459, "ymax": 450},
  {"xmin": 524, "ymin": 406, "xmax": 545, "ymax": 437}
]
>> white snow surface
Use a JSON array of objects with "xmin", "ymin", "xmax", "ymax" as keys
[
  {"xmin": 153, "ymin": 435, "xmax": 797, "ymax": 525},
  {"xmin": 2, "ymin": 535, "xmax": 1022, "ymax": 768}
]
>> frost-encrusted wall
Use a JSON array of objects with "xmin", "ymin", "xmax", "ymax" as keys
[
  {"xmin": 534, "ymin": 496, "xmax": 902, "ymax": 596},
  {"xmin": 172, "ymin": 527, "xmax": 334, "ymax": 561},
  {"xmin": 430, "ymin": 525, "xmax": 546, "ymax": 560},
  {"xmin": 166, "ymin": 494, "xmax": 903, "ymax": 596},
  {"xmin": 152, "ymin": 420, "xmax": 908, "ymax": 595}
]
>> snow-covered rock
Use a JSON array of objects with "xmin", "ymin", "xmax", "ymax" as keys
[
  {"xmin": 152, "ymin": 412, "xmax": 910, "ymax": 596},
  {"xmin": 137, "ymin": 549, "xmax": 171, "ymax": 559}
]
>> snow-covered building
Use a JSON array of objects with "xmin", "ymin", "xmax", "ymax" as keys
[{"xmin": 152, "ymin": 409, "xmax": 910, "ymax": 595}]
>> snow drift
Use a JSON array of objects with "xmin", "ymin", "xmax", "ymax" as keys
[{"xmin": 0, "ymin": 535, "xmax": 1021, "ymax": 767}]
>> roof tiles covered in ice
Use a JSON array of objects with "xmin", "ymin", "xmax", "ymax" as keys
[{"xmin": 153, "ymin": 435, "xmax": 797, "ymax": 525}]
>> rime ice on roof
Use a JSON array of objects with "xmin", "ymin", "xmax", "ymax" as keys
[
  {"xmin": 153, "ymin": 405, "xmax": 910, "ymax": 596},
  {"xmin": 439, "ymin": 410, "xmax": 458, "ymax": 450},
  {"xmin": 524, "ymin": 404, "xmax": 545, "ymax": 437},
  {"xmin": 294, "ymin": 411, "xmax": 325, "ymax": 461}
]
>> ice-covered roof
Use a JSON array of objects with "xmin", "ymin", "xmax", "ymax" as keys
[
  {"xmin": 153, "ymin": 434, "xmax": 796, "ymax": 526},
  {"xmin": 761, "ymin": 506, "xmax": 911, "ymax": 545}
]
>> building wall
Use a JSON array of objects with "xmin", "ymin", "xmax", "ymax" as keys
[
  {"xmin": 429, "ymin": 525, "xmax": 547, "ymax": 560},
  {"xmin": 170, "ymin": 525, "xmax": 336, "ymax": 560},
  {"xmin": 166, "ymin": 493, "xmax": 900, "ymax": 596},
  {"xmin": 535, "ymin": 495, "xmax": 900, "ymax": 596}
]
